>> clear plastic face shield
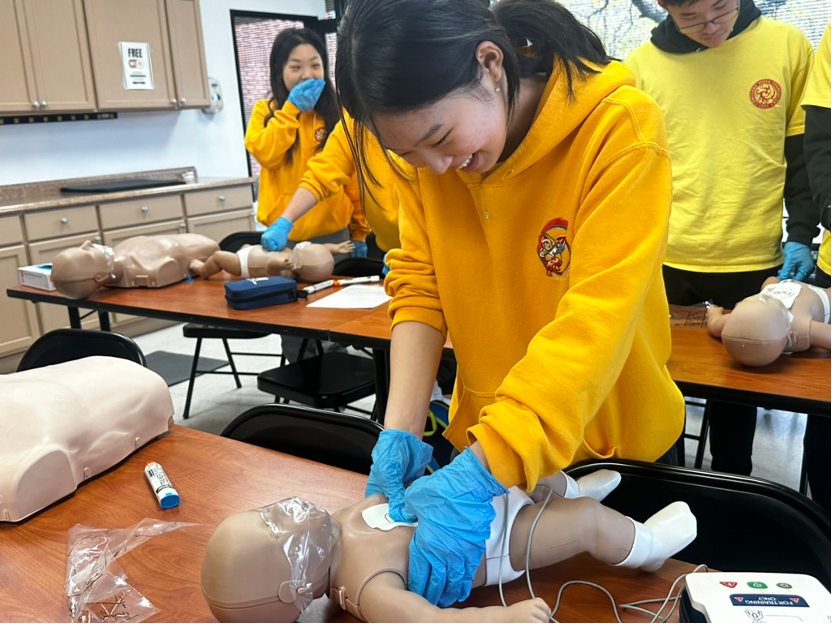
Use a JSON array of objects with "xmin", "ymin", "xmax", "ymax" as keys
[
  {"xmin": 259, "ymin": 497, "xmax": 341, "ymax": 613},
  {"xmin": 91, "ymin": 243, "xmax": 117, "ymax": 281},
  {"xmin": 290, "ymin": 241, "xmax": 311, "ymax": 267},
  {"xmin": 757, "ymin": 293, "xmax": 796, "ymax": 347}
]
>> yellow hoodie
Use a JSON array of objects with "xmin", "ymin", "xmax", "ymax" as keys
[
  {"xmin": 300, "ymin": 117, "xmax": 402, "ymax": 253},
  {"xmin": 245, "ymin": 99, "xmax": 367, "ymax": 242},
  {"xmin": 385, "ymin": 61, "xmax": 684, "ymax": 490}
]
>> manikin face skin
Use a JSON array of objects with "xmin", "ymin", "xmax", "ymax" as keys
[
  {"xmin": 372, "ymin": 43, "xmax": 511, "ymax": 176},
  {"xmin": 660, "ymin": 0, "xmax": 740, "ymax": 48},
  {"xmin": 282, "ymin": 43, "xmax": 325, "ymax": 92}
]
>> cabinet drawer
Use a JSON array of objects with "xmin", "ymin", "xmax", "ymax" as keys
[
  {"xmin": 99, "ymin": 194, "xmax": 184, "ymax": 230},
  {"xmin": 0, "ymin": 215, "xmax": 24, "ymax": 246},
  {"xmin": 187, "ymin": 209, "xmax": 254, "ymax": 244},
  {"xmin": 184, "ymin": 185, "xmax": 252, "ymax": 216},
  {"xmin": 24, "ymin": 205, "xmax": 98, "ymax": 241}
]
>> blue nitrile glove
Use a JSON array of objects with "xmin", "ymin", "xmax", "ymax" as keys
[
  {"xmin": 778, "ymin": 241, "xmax": 814, "ymax": 281},
  {"xmin": 351, "ymin": 240, "xmax": 368, "ymax": 258},
  {"xmin": 382, "ymin": 251, "xmax": 390, "ymax": 276},
  {"xmin": 287, "ymin": 79, "xmax": 325, "ymax": 112},
  {"xmin": 365, "ymin": 429, "xmax": 433, "ymax": 522},
  {"xmin": 404, "ymin": 448, "xmax": 509, "ymax": 607},
  {"xmin": 261, "ymin": 217, "xmax": 293, "ymax": 251}
]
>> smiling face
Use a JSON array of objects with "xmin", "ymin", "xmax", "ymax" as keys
[
  {"xmin": 282, "ymin": 43, "xmax": 324, "ymax": 92},
  {"xmin": 661, "ymin": 0, "xmax": 740, "ymax": 48},
  {"xmin": 370, "ymin": 42, "xmax": 509, "ymax": 176}
]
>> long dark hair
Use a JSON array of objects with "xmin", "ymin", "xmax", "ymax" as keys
[
  {"xmin": 336, "ymin": 0, "xmax": 610, "ymax": 189},
  {"xmin": 264, "ymin": 28, "xmax": 339, "ymax": 164}
]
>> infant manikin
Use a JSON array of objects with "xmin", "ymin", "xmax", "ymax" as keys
[
  {"xmin": 189, "ymin": 240, "xmax": 354, "ymax": 283},
  {"xmin": 51, "ymin": 234, "xmax": 220, "ymax": 299},
  {"xmin": 707, "ymin": 277, "xmax": 831, "ymax": 366},
  {"xmin": 201, "ymin": 471, "xmax": 697, "ymax": 623},
  {"xmin": 0, "ymin": 357, "xmax": 173, "ymax": 521}
]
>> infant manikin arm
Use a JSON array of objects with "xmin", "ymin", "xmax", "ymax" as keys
[
  {"xmin": 809, "ymin": 320, "xmax": 832, "ymax": 350},
  {"xmin": 706, "ymin": 304, "xmax": 728, "ymax": 337},
  {"xmin": 190, "ymin": 251, "xmax": 241, "ymax": 279},
  {"xmin": 358, "ymin": 573, "xmax": 550, "ymax": 623}
]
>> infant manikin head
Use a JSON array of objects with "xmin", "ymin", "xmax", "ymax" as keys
[
  {"xmin": 52, "ymin": 240, "xmax": 117, "ymax": 299},
  {"xmin": 721, "ymin": 296, "xmax": 791, "ymax": 366},
  {"xmin": 201, "ymin": 497, "xmax": 340, "ymax": 623},
  {"xmin": 291, "ymin": 242, "xmax": 335, "ymax": 282}
]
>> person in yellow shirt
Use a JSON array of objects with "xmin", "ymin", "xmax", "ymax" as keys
[
  {"xmin": 245, "ymin": 28, "xmax": 369, "ymax": 256},
  {"xmin": 626, "ymin": 0, "xmax": 816, "ymax": 478},
  {"xmin": 800, "ymin": 22, "xmax": 830, "ymax": 514},
  {"xmin": 334, "ymin": 0, "xmax": 684, "ymax": 608},
  {"xmin": 272, "ymin": 116, "xmax": 402, "ymax": 255}
]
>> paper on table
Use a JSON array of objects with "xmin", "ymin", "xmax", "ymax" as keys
[{"xmin": 306, "ymin": 284, "xmax": 392, "ymax": 309}]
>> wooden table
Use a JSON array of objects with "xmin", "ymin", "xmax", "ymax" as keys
[{"xmin": 0, "ymin": 426, "xmax": 695, "ymax": 623}]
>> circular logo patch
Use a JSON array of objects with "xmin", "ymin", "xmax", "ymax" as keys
[
  {"xmin": 749, "ymin": 79, "xmax": 781, "ymax": 109},
  {"xmin": 537, "ymin": 218, "xmax": 571, "ymax": 277},
  {"xmin": 314, "ymin": 127, "xmax": 326, "ymax": 143}
]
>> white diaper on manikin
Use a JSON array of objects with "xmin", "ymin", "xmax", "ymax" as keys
[
  {"xmin": 483, "ymin": 487, "xmax": 533, "ymax": 586},
  {"xmin": 236, "ymin": 246, "xmax": 253, "ymax": 279}
]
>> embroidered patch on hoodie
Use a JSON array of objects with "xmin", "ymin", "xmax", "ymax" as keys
[
  {"xmin": 537, "ymin": 218, "xmax": 571, "ymax": 277},
  {"xmin": 315, "ymin": 126, "xmax": 326, "ymax": 143}
]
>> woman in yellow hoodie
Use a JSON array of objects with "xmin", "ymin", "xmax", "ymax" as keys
[
  {"xmin": 245, "ymin": 28, "xmax": 368, "ymax": 252},
  {"xmin": 336, "ymin": 0, "xmax": 686, "ymax": 609}
]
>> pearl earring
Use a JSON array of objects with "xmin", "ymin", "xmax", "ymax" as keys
[{"xmin": 495, "ymin": 85, "xmax": 501, "ymax": 93}]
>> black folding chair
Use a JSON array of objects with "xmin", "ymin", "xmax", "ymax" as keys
[
  {"xmin": 17, "ymin": 328, "xmax": 146, "ymax": 371},
  {"xmin": 221, "ymin": 403, "xmax": 383, "ymax": 474}
]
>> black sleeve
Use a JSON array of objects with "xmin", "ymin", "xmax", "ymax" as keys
[
  {"xmin": 804, "ymin": 105, "xmax": 831, "ymax": 230},
  {"xmin": 783, "ymin": 134, "xmax": 819, "ymax": 246}
]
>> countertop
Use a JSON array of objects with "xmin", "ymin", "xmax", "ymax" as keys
[{"xmin": 0, "ymin": 167, "xmax": 255, "ymax": 216}]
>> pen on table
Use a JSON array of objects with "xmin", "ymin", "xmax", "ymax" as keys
[{"xmin": 300, "ymin": 275, "xmax": 381, "ymax": 296}]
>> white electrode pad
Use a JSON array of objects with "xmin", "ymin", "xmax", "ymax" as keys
[{"xmin": 361, "ymin": 504, "xmax": 418, "ymax": 531}]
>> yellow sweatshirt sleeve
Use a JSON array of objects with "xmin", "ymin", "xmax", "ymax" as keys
[
  {"xmin": 244, "ymin": 99, "xmax": 302, "ymax": 169},
  {"xmin": 299, "ymin": 120, "xmax": 356, "ymax": 201},
  {"xmin": 346, "ymin": 177, "xmax": 371, "ymax": 242},
  {"xmin": 384, "ymin": 169, "xmax": 447, "ymax": 337},
  {"xmin": 785, "ymin": 34, "xmax": 814, "ymax": 137},
  {"xmin": 469, "ymin": 118, "xmax": 672, "ymax": 489}
]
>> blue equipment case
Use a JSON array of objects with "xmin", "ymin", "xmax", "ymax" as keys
[{"xmin": 224, "ymin": 276, "xmax": 298, "ymax": 310}]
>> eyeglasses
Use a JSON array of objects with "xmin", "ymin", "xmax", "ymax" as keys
[{"xmin": 676, "ymin": 2, "xmax": 739, "ymax": 34}]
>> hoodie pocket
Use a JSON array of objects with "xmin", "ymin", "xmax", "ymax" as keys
[{"xmin": 444, "ymin": 384, "xmax": 496, "ymax": 450}]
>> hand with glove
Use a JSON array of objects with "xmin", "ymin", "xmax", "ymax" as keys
[
  {"xmin": 404, "ymin": 448, "xmax": 509, "ymax": 607},
  {"xmin": 365, "ymin": 429, "xmax": 433, "ymax": 522},
  {"xmin": 778, "ymin": 241, "xmax": 814, "ymax": 281},
  {"xmin": 351, "ymin": 240, "xmax": 368, "ymax": 258},
  {"xmin": 261, "ymin": 217, "xmax": 293, "ymax": 251},
  {"xmin": 287, "ymin": 78, "xmax": 326, "ymax": 113}
]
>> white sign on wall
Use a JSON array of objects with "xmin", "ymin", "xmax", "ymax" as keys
[{"xmin": 118, "ymin": 42, "xmax": 154, "ymax": 90}]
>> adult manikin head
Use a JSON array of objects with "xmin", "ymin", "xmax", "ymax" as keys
[
  {"xmin": 201, "ymin": 498, "xmax": 339, "ymax": 623},
  {"xmin": 720, "ymin": 297, "xmax": 791, "ymax": 366},
  {"xmin": 51, "ymin": 240, "xmax": 117, "ymax": 299}
]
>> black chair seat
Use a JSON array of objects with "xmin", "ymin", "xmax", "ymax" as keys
[
  {"xmin": 566, "ymin": 459, "xmax": 830, "ymax": 588},
  {"xmin": 222, "ymin": 403, "xmax": 382, "ymax": 474},
  {"xmin": 182, "ymin": 324, "xmax": 269, "ymax": 340},
  {"xmin": 257, "ymin": 352, "xmax": 375, "ymax": 408}
]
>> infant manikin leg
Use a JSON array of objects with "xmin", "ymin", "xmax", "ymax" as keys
[
  {"xmin": 614, "ymin": 502, "xmax": 697, "ymax": 571},
  {"xmin": 531, "ymin": 470, "xmax": 621, "ymax": 503}
]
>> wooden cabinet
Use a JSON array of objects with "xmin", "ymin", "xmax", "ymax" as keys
[
  {"xmin": 188, "ymin": 209, "xmax": 255, "ymax": 244},
  {"xmin": 85, "ymin": 0, "xmax": 176, "ymax": 110},
  {"xmin": 84, "ymin": 0, "xmax": 209, "ymax": 111},
  {"xmin": 165, "ymin": 0, "xmax": 209, "ymax": 108},
  {"xmin": 0, "ymin": 0, "xmax": 96, "ymax": 114},
  {"xmin": 0, "ymin": 215, "xmax": 39, "ymax": 357},
  {"xmin": 99, "ymin": 194, "xmax": 184, "ymax": 230}
]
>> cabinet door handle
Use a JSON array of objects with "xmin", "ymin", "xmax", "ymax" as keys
[
  {"xmin": 60, "ymin": 217, "xmax": 69, "ymax": 225},
  {"xmin": 40, "ymin": 100, "xmax": 48, "ymax": 109},
  {"xmin": 94, "ymin": 236, "xmax": 102, "ymax": 244},
  {"xmin": 218, "ymin": 195, "xmax": 226, "ymax": 202},
  {"xmin": 171, "ymin": 98, "xmax": 178, "ymax": 107},
  {"xmin": 141, "ymin": 206, "xmax": 150, "ymax": 213},
  {"xmin": 179, "ymin": 98, "xmax": 187, "ymax": 106},
  {"xmin": 180, "ymin": 223, "xmax": 187, "ymax": 229},
  {"xmin": 32, "ymin": 101, "xmax": 40, "ymax": 110}
]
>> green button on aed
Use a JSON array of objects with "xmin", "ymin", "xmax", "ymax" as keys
[{"xmin": 747, "ymin": 581, "xmax": 768, "ymax": 589}]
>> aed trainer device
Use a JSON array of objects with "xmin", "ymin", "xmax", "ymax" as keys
[{"xmin": 680, "ymin": 572, "xmax": 830, "ymax": 622}]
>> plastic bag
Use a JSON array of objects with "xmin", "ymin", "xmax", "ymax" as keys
[{"xmin": 66, "ymin": 518, "xmax": 196, "ymax": 623}]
